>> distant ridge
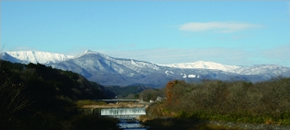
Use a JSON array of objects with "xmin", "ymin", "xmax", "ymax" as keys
[
  {"xmin": 2, "ymin": 50, "xmax": 290, "ymax": 87},
  {"xmin": 5, "ymin": 51, "xmax": 73, "ymax": 64},
  {"xmin": 160, "ymin": 61, "xmax": 241, "ymax": 72}
]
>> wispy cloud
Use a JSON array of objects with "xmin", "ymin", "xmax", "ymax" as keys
[
  {"xmin": 100, "ymin": 47, "xmax": 289, "ymax": 67},
  {"xmin": 179, "ymin": 22, "xmax": 261, "ymax": 33},
  {"xmin": 261, "ymin": 45, "xmax": 290, "ymax": 66}
]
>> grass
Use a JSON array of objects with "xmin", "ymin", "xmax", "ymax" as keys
[
  {"xmin": 172, "ymin": 110, "xmax": 290, "ymax": 126},
  {"xmin": 147, "ymin": 104, "xmax": 290, "ymax": 127},
  {"xmin": 174, "ymin": 110, "xmax": 290, "ymax": 126},
  {"xmin": 141, "ymin": 117, "xmax": 247, "ymax": 130},
  {"xmin": 75, "ymin": 100, "xmax": 107, "ymax": 108}
]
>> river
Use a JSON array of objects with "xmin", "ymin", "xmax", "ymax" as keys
[
  {"xmin": 100, "ymin": 107, "xmax": 148, "ymax": 130},
  {"xmin": 117, "ymin": 118, "xmax": 147, "ymax": 130}
]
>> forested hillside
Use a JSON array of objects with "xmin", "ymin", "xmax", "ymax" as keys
[
  {"xmin": 105, "ymin": 85, "xmax": 150, "ymax": 99},
  {"xmin": 0, "ymin": 60, "xmax": 117, "ymax": 129},
  {"xmin": 146, "ymin": 78, "xmax": 290, "ymax": 127}
]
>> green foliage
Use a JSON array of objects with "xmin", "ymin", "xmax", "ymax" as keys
[
  {"xmin": 140, "ymin": 88, "xmax": 164, "ymax": 101},
  {"xmin": 90, "ymin": 81, "xmax": 115, "ymax": 98},
  {"xmin": 105, "ymin": 85, "xmax": 150, "ymax": 98},
  {"xmin": 0, "ymin": 60, "xmax": 115, "ymax": 129}
]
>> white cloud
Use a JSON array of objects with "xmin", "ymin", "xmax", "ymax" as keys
[{"xmin": 179, "ymin": 22, "xmax": 261, "ymax": 33}]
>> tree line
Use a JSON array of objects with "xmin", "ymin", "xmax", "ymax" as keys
[{"xmin": 147, "ymin": 78, "xmax": 290, "ymax": 125}]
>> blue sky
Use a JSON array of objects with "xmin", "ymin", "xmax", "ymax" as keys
[{"xmin": 1, "ymin": 1, "xmax": 289, "ymax": 66}]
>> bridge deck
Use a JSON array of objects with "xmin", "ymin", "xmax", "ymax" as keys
[{"xmin": 96, "ymin": 99, "xmax": 140, "ymax": 102}]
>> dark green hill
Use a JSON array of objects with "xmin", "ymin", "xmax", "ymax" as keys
[
  {"xmin": 0, "ymin": 60, "xmax": 117, "ymax": 129},
  {"xmin": 105, "ymin": 85, "xmax": 150, "ymax": 98}
]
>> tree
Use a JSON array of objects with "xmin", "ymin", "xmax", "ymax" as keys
[
  {"xmin": 140, "ymin": 88, "xmax": 163, "ymax": 101},
  {"xmin": 0, "ymin": 61, "xmax": 30, "ymax": 127}
]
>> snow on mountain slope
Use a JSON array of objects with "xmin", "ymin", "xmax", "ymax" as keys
[
  {"xmin": 52, "ymin": 50, "xmax": 162, "ymax": 76},
  {"xmin": 2, "ymin": 50, "xmax": 290, "ymax": 87},
  {"xmin": 49, "ymin": 50, "xmax": 167, "ymax": 86},
  {"xmin": 79, "ymin": 50, "xmax": 161, "ymax": 71},
  {"xmin": 161, "ymin": 62, "xmax": 290, "ymax": 77},
  {"xmin": 0, "ymin": 52, "xmax": 23, "ymax": 63},
  {"xmin": 232, "ymin": 65, "xmax": 290, "ymax": 76},
  {"xmin": 5, "ymin": 51, "xmax": 74, "ymax": 64},
  {"xmin": 161, "ymin": 61, "xmax": 241, "ymax": 72}
]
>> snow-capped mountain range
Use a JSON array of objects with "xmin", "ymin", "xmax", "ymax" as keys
[
  {"xmin": 3, "ymin": 51, "xmax": 74, "ymax": 64},
  {"xmin": 1, "ymin": 50, "xmax": 289, "ymax": 87},
  {"xmin": 161, "ymin": 61, "xmax": 241, "ymax": 72}
]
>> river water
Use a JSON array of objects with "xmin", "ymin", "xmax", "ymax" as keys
[
  {"xmin": 117, "ymin": 118, "xmax": 147, "ymax": 130},
  {"xmin": 100, "ymin": 107, "xmax": 148, "ymax": 130}
]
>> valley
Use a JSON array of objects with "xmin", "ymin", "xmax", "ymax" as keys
[
  {"xmin": 2, "ymin": 1, "xmax": 289, "ymax": 129},
  {"xmin": 1, "ymin": 51, "xmax": 290, "ymax": 129}
]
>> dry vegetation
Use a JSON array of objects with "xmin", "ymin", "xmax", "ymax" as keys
[
  {"xmin": 81, "ymin": 102, "xmax": 147, "ymax": 109},
  {"xmin": 145, "ymin": 78, "xmax": 290, "ymax": 126}
]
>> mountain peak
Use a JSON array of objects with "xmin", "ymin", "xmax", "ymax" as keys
[
  {"xmin": 83, "ymin": 50, "xmax": 97, "ymax": 54},
  {"xmin": 75, "ymin": 50, "xmax": 112, "ymax": 60}
]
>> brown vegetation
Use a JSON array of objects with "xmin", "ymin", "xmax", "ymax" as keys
[{"xmin": 147, "ymin": 78, "xmax": 290, "ymax": 125}]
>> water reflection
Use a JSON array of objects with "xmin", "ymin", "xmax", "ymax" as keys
[{"xmin": 117, "ymin": 118, "xmax": 147, "ymax": 130}]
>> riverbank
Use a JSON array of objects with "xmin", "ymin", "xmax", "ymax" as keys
[{"xmin": 138, "ymin": 116, "xmax": 290, "ymax": 130}]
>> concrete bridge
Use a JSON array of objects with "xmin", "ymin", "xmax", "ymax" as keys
[
  {"xmin": 79, "ymin": 98, "xmax": 153, "ymax": 119},
  {"xmin": 80, "ymin": 99, "xmax": 149, "ymax": 118},
  {"xmin": 100, "ymin": 107, "xmax": 146, "ymax": 118},
  {"xmin": 80, "ymin": 105, "xmax": 147, "ymax": 119}
]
